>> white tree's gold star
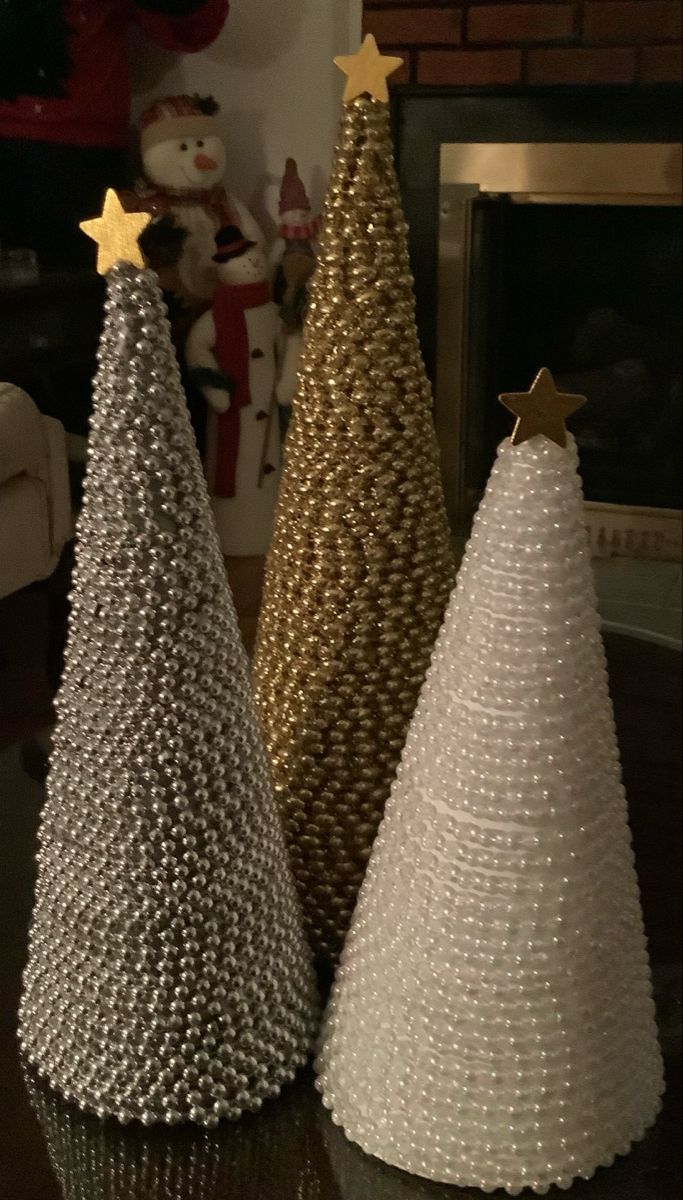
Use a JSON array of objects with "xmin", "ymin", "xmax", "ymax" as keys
[
  {"xmin": 500, "ymin": 368, "xmax": 587, "ymax": 449},
  {"xmin": 80, "ymin": 189, "xmax": 152, "ymax": 276},
  {"xmin": 334, "ymin": 35, "xmax": 404, "ymax": 105}
]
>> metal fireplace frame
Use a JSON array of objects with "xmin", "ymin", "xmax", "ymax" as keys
[
  {"xmin": 391, "ymin": 86, "xmax": 683, "ymax": 553},
  {"xmin": 438, "ymin": 141, "xmax": 682, "ymax": 541}
]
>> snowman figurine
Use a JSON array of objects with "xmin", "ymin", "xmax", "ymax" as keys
[
  {"xmin": 186, "ymin": 226, "xmax": 301, "ymax": 558},
  {"xmin": 135, "ymin": 94, "xmax": 264, "ymax": 308},
  {"xmin": 269, "ymin": 158, "xmax": 321, "ymax": 333}
]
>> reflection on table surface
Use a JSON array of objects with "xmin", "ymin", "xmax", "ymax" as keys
[
  {"xmin": 1, "ymin": 705, "xmax": 680, "ymax": 1200},
  {"xmin": 13, "ymin": 1059, "xmax": 680, "ymax": 1200}
]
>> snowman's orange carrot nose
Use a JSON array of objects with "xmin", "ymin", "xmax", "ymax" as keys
[{"xmin": 195, "ymin": 153, "xmax": 218, "ymax": 171}]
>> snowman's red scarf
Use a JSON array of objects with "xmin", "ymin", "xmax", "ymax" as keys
[
  {"xmin": 137, "ymin": 178, "xmax": 238, "ymax": 228},
  {"xmin": 212, "ymin": 280, "xmax": 271, "ymax": 498}
]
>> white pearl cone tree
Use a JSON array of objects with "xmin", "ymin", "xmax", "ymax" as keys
[{"xmin": 316, "ymin": 434, "xmax": 664, "ymax": 1195}]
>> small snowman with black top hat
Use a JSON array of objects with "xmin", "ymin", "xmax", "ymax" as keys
[{"xmin": 186, "ymin": 225, "xmax": 301, "ymax": 557}]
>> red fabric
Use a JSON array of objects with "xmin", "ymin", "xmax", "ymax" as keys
[
  {"xmin": 212, "ymin": 280, "xmax": 270, "ymax": 499},
  {"xmin": 0, "ymin": 0, "xmax": 229, "ymax": 149}
]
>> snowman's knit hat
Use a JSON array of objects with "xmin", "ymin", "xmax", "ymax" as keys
[{"xmin": 139, "ymin": 94, "xmax": 219, "ymax": 155}]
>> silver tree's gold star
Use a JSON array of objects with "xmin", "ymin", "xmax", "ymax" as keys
[
  {"xmin": 500, "ymin": 368, "xmax": 587, "ymax": 448},
  {"xmin": 334, "ymin": 35, "xmax": 404, "ymax": 105},
  {"xmin": 80, "ymin": 189, "xmax": 151, "ymax": 275}
]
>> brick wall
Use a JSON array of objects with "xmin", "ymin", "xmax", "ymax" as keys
[{"xmin": 363, "ymin": 0, "xmax": 683, "ymax": 86}]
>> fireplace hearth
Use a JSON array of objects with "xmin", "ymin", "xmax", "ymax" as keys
[{"xmin": 393, "ymin": 87, "xmax": 682, "ymax": 554}]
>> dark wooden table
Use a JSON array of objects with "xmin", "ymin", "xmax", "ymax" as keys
[{"xmin": 0, "ymin": 632, "xmax": 680, "ymax": 1199}]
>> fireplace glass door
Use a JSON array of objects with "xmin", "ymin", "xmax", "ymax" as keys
[{"xmin": 436, "ymin": 141, "xmax": 682, "ymax": 552}]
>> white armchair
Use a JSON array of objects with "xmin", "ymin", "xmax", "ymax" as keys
[{"xmin": 0, "ymin": 383, "xmax": 72, "ymax": 600}]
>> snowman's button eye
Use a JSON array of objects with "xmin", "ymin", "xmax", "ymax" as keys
[
  {"xmin": 180, "ymin": 142, "xmax": 188, "ymax": 151},
  {"xmin": 197, "ymin": 140, "xmax": 204, "ymax": 148}
]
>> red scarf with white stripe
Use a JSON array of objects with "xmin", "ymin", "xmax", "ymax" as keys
[{"xmin": 278, "ymin": 215, "xmax": 322, "ymax": 241}]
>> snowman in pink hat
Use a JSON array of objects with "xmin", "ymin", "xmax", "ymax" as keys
[
  {"xmin": 134, "ymin": 94, "xmax": 264, "ymax": 307},
  {"xmin": 269, "ymin": 158, "xmax": 321, "ymax": 333}
]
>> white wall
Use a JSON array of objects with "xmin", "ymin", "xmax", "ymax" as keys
[{"xmin": 130, "ymin": 0, "xmax": 362, "ymax": 236}]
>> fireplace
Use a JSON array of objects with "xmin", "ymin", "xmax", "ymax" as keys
[{"xmin": 392, "ymin": 87, "xmax": 682, "ymax": 555}]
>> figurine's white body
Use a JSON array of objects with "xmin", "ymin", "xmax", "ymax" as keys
[
  {"xmin": 143, "ymin": 134, "xmax": 264, "ymax": 304},
  {"xmin": 186, "ymin": 244, "xmax": 300, "ymax": 557}
]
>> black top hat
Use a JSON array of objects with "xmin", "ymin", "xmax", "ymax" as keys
[{"xmin": 212, "ymin": 225, "xmax": 257, "ymax": 263}]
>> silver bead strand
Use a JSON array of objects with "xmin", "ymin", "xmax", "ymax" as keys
[{"xmin": 19, "ymin": 263, "xmax": 319, "ymax": 1128}]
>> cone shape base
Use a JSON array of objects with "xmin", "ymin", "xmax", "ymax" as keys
[
  {"xmin": 19, "ymin": 265, "xmax": 318, "ymax": 1128},
  {"xmin": 253, "ymin": 99, "xmax": 455, "ymax": 965},
  {"xmin": 28, "ymin": 1073, "xmax": 221, "ymax": 1200},
  {"xmin": 317, "ymin": 437, "xmax": 664, "ymax": 1195}
]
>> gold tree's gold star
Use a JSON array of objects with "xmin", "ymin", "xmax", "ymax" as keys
[
  {"xmin": 499, "ymin": 368, "xmax": 587, "ymax": 449},
  {"xmin": 334, "ymin": 34, "xmax": 404, "ymax": 104},
  {"xmin": 79, "ymin": 189, "xmax": 152, "ymax": 275}
]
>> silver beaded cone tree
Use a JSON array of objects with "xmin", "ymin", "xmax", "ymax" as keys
[
  {"xmin": 29, "ymin": 1076, "xmax": 221, "ymax": 1200},
  {"xmin": 316, "ymin": 374, "xmax": 664, "ymax": 1194},
  {"xmin": 29, "ymin": 1065, "xmax": 342, "ymax": 1200},
  {"xmin": 252, "ymin": 38, "xmax": 455, "ymax": 965},
  {"xmin": 19, "ymin": 194, "xmax": 318, "ymax": 1127}
]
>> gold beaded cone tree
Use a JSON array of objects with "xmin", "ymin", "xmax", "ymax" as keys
[
  {"xmin": 19, "ymin": 196, "xmax": 318, "ymax": 1128},
  {"xmin": 252, "ymin": 39, "xmax": 456, "ymax": 966},
  {"xmin": 316, "ymin": 375, "xmax": 664, "ymax": 1196}
]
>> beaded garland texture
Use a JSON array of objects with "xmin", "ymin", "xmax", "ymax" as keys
[
  {"xmin": 19, "ymin": 263, "xmax": 318, "ymax": 1128},
  {"xmin": 316, "ymin": 436, "xmax": 664, "ymax": 1195},
  {"xmin": 252, "ymin": 97, "xmax": 455, "ymax": 966},
  {"xmin": 29, "ymin": 1076, "xmax": 221, "ymax": 1200}
]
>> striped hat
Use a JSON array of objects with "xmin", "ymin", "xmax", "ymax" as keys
[
  {"xmin": 279, "ymin": 158, "xmax": 310, "ymax": 215},
  {"xmin": 139, "ymin": 95, "xmax": 219, "ymax": 155}
]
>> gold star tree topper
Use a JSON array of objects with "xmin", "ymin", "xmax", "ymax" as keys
[
  {"xmin": 80, "ymin": 189, "xmax": 151, "ymax": 276},
  {"xmin": 334, "ymin": 34, "xmax": 404, "ymax": 104},
  {"xmin": 499, "ymin": 368, "xmax": 587, "ymax": 449}
]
